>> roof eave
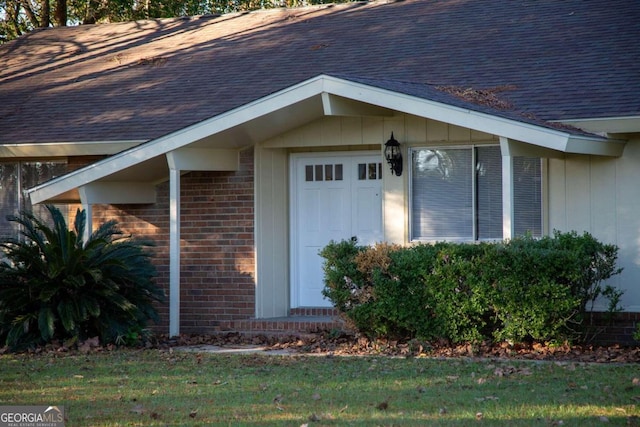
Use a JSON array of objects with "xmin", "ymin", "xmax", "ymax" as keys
[
  {"xmin": 0, "ymin": 140, "xmax": 146, "ymax": 157},
  {"xmin": 320, "ymin": 76, "xmax": 626, "ymax": 157},
  {"xmin": 28, "ymin": 74, "xmax": 626, "ymax": 204},
  {"xmin": 555, "ymin": 116, "xmax": 640, "ymax": 135}
]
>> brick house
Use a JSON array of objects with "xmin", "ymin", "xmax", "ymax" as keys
[{"xmin": 1, "ymin": 0, "xmax": 639, "ymax": 340}]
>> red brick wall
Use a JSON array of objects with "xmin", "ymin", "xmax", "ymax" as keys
[
  {"xmin": 91, "ymin": 148, "xmax": 255, "ymax": 335},
  {"xmin": 587, "ymin": 312, "xmax": 640, "ymax": 346}
]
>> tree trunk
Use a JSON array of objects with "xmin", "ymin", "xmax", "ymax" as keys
[
  {"xmin": 39, "ymin": 0, "xmax": 50, "ymax": 27},
  {"xmin": 54, "ymin": 0, "xmax": 67, "ymax": 26}
]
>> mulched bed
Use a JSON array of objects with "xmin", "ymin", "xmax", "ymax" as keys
[
  {"xmin": 4, "ymin": 332, "xmax": 639, "ymax": 363},
  {"xmin": 158, "ymin": 332, "xmax": 640, "ymax": 364}
]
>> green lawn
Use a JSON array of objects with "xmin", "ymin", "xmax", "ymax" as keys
[{"xmin": 1, "ymin": 349, "xmax": 638, "ymax": 426}]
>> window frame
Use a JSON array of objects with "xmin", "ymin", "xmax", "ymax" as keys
[
  {"xmin": 0, "ymin": 159, "xmax": 69, "ymax": 241},
  {"xmin": 408, "ymin": 145, "xmax": 545, "ymax": 243}
]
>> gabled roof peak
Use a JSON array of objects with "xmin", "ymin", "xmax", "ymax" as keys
[{"xmin": 1, "ymin": 0, "xmax": 639, "ymax": 145}]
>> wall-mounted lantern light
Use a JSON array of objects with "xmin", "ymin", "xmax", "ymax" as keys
[{"xmin": 384, "ymin": 132, "xmax": 403, "ymax": 176}]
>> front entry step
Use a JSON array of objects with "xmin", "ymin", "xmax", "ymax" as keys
[{"xmin": 217, "ymin": 307, "xmax": 344, "ymax": 336}]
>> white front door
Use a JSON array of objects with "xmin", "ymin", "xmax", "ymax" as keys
[{"xmin": 290, "ymin": 153, "xmax": 383, "ymax": 307}]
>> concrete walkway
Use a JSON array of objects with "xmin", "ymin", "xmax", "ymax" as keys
[{"xmin": 173, "ymin": 344, "xmax": 300, "ymax": 355}]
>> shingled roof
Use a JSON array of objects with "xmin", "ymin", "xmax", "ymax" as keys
[{"xmin": 1, "ymin": 0, "xmax": 639, "ymax": 145}]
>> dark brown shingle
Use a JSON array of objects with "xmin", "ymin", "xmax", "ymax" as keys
[{"xmin": 1, "ymin": 0, "xmax": 638, "ymax": 144}]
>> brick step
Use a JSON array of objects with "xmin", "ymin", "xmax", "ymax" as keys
[
  {"xmin": 289, "ymin": 307, "xmax": 339, "ymax": 317},
  {"xmin": 217, "ymin": 307, "xmax": 344, "ymax": 336}
]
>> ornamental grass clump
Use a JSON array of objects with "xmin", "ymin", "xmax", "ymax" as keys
[{"xmin": 0, "ymin": 205, "xmax": 164, "ymax": 350}]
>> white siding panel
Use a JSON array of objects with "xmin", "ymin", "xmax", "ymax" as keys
[
  {"xmin": 547, "ymin": 158, "xmax": 568, "ymax": 231},
  {"xmin": 590, "ymin": 157, "xmax": 617, "ymax": 244},
  {"xmin": 564, "ymin": 155, "xmax": 591, "ymax": 233},
  {"xmin": 427, "ymin": 119, "xmax": 448, "ymax": 142},
  {"xmin": 614, "ymin": 139, "xmax": 640, "ymax": 312},
  {"xmin": 256, "ymin": 111, "xmax": 640, "ymax": 314},
  {"xmin": 254, "ymin": 146, "xmax": 289, "ymax": 318},
  {"xmin": 340, "ymin": 117, "xmax": 363, "ymax": 145}
]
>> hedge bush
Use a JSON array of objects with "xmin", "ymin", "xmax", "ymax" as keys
[{"xmin": 321, "ymin": 231, "xmax": 622, "ymax": 344}]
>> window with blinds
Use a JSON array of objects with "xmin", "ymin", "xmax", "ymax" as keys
[{"xmin": 410, "ymin": 146, "xmax": 541, "ymax": 241}]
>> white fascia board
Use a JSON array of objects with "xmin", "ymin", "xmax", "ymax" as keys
[
  {"xmin": 321, "ymin": 92, "xmax": 395, "ymax": 117},
  {"xmin": 27, "ymin": 74, "xmax": 626, "ymax": 204},
  {"xmin": 28, "ymin": 78, "xmax": 326, "ymax": 204},
  {"xmin": 166, "ymin": 148, "xmax": 239, "ymax": 171},
  {"xmin": 555, "ymin": 116, "xmax": 640, "ymax": 135},
  {"xmin": 320, "ymin": 76, "xmax": 625, "ymax": 157},
  {"xmin": 0, "ymin": 140, "xmax": 145, "ymax": 158},
  {"xmin": 79, "ymin": 182, "xmax": 156, "ymax": 204}
]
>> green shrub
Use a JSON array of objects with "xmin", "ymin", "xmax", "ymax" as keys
[
  {"xmin": 424, "ymin": 243, "xmax": 492, "ymax": 343},
  {"xmin": 320, "ymin": 231, "xmax": 623, "ymax": 345},
  {"xmin": 0, "ymin": 206, "xmax": 164, "ymax": 350}
]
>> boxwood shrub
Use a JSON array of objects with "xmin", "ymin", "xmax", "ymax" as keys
[{"xmin": 321, "ymin": 231, "xmax": 622, "ymax": 344}]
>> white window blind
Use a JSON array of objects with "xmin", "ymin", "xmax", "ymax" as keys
[
  {"xmin": 412, "ymin": 148, "xmax": 473, "ymax": 240},
  {"xmin": 513, "ymin": 156, "xmax": 542, "ymax": 237},
  {"xmin": 411, "ymin": 146, "xmax": 541, "ymax": 241}
]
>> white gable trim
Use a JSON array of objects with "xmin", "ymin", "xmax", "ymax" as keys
[
  {"xmin": 0, "ymin": 140, "xmax": 145, "ymax": 157},
  {"xmin": 28, "ymin": 74, "xmax": 624, "ymax": 204},
  {"xmin": 556, "ymin": 116, "xmax": 640, "ymax": 135},
  {"xmin": 319, "ymin": 77, "xmax": 625, "ymax": 157}
]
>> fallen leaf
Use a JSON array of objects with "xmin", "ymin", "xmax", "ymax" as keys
[
  {"xmin": 476, "ymin": 412, "xmax": 484, "ymax": 420},
  {"xmin": 189, "ymin": 409, "xmax": 198, "ymax": 418},
  {"xmin": 376, "ymin": 400, "xmax": 389, "ymax": 410},
  {"xmin": 439, "ymin": 407, "xmax": 447, "ymax": 415},
  {"xmin": 308, "ymin": 413, "xmax": 321, "ymax": 422},
  {"xmin": 633, "ymin": 378, "xmax": 640, "ymax": 387}
]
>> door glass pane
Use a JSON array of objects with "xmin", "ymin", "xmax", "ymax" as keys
[
  {"xmin": 476, "ymin": 146, "xmax": 502, "ymax": 239},
  {"xmin": 368, "ymin": 163, "xmax": 377, "ymax": 180},
  {"xmin": 514, "ymin": 157, "xmax": 542, "ymax": 237},
  {"xmin": 335, "ymin": 164, "xmax": 343, "ymax": 181},
  {"xmin": 358, "ymin": 163, "xmax": 366, "ymax": 180},
  {"xmin": 305, "ymin": 165, "xmax": 313, "ymax": 182},
  {"xmin": 315, "ymin": 165, "xmax": 323, "ymax": 181},
  {"xmin": 325, "ymin": 165, "xmax": 333, "ymax": 181},
  {"xmin": 411, "ymin": 148, "xmax": 473, "ymax": 240}
]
